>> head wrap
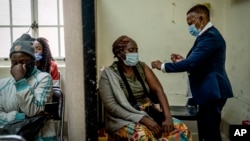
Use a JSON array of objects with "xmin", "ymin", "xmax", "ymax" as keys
[
  {"xmin": 112, "ymin": 35, "xmax": 137, "ymax": 58},
  {"xmin": 10, "ymin": 33, "xmax": 35, "ymax": 59}
]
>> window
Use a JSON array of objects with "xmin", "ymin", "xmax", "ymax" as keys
[{"xmin": 0, "ymin": 0, "xmax": 65, "ymax": 59}]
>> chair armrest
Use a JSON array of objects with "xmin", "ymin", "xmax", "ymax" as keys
[{"xmin": 0, "ymin": 134, "xmax": 26, "ymax": 141}]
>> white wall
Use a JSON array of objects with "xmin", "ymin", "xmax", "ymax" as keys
[{"xmin": 222, "ymin": 0, "xmax": 250, "ymax": 125}]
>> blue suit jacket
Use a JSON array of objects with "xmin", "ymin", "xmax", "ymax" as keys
[{"xmin": 164, "ymin": 26, "xmax": 233, "ymax": 104}]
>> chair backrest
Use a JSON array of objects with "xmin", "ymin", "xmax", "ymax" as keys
[
  {"xmin": 45, "ymin": 87, "xmax": 64, "ymax": 141},
  {"xmin": 52, "ymin": 87, "xmax": 64, "ymax": 120},
  {"xmin": 45, "ymin": 87, "xmax": 63, "ymax": 120}
]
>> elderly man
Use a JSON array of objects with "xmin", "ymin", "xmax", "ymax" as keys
[{"xmin": 0, "ymin": 34, "xmax": 56, "ymax": 140}]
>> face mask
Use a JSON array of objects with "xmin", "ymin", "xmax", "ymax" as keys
[
  {"xmin": 35, "ymin": 53, "xmax": 43, "ymax": 61},
  {"xmin": 123, "ymin": 53, "xmax": 139, "ymax": 66},
  {"xmin": 188, "ymin": 17, "xmax": 202, "ymax": 37},
  {"xmin": 188, "ymin": 24, "xmax": 201, "ymax": 37}
]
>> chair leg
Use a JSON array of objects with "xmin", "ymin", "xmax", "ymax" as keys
[
  {"xmin": 56, "ymin": 121, "xmax": 60, "ymax": 141},
  {"xmin": 59, "ymin": 120, "xmax": 64, "ymax": 141}
]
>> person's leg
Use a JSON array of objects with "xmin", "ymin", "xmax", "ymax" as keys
[
  {"xmin": 197, "ymin": 99, "xmax": 227, "ymax": 141},
  {"xmin": 109, "ymin": 123, "xmax": 155, "ymax": 141}
]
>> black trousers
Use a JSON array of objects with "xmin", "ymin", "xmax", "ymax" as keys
[{"xmin": 197, "ymin": 99, "xmax": 227, "ymax": 141}]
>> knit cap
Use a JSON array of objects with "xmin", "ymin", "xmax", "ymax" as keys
[{"xmin": 9, "ymin": 33, "xmax": 35, "ymax": 59}]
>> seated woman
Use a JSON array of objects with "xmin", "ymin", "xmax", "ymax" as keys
[
  {"xmin": 98, "ymin": 35, "xmax": 192, "ymax": 140},
  {"xmin": 33, "ymin": 37, "xmax": 60, "ymax": 87}
]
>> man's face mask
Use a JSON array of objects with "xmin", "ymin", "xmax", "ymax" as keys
[
  {"xmin": 123, "ymin": 53, "xmax": 139, "ymax": 66},
  {"xmin": 188, "ymin": 18, "xmax": 201, "ymax": 37}
]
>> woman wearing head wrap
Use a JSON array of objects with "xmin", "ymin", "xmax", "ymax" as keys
[
  {"xmin": 33, "ymin": 37, "xmax": 60, "ymax": 87},
  {"xmin": 98, "ymin": 35, "xmax": 192, "ymax": 140}
]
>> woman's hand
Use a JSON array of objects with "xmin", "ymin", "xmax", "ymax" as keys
[
  {"xmin": 140, "ymin": 116, "xmax": 162, "ymax": 138},
  {"xmin": 162, "ymin": 117, "xmax": 174, "ymax": 133}
]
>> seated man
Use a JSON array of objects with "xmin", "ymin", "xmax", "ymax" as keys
[{"xmin": 0, "ymin": 34, "xmax": 56, "ymax": 140}]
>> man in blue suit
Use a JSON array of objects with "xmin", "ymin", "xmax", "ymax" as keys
[{"xmin": 151, "ymin": 4, "xmax": 233, "ymax": 141}]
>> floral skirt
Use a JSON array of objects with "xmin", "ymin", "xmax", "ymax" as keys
[{"xmin": 108, "ymin": 118, "xmax": 192, "ymax": 141}]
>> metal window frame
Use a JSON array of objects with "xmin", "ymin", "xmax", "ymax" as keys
[{"xmin": 0, "ymin": 0, "xmax": 64, "ymax": 59}]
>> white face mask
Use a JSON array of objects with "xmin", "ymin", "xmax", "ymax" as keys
[{"xmin": 123, "ymin": 53, "xmax": 139, "ymax": 66}]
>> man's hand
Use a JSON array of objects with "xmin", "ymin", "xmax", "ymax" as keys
[
  {"xmin": 11, "ymin": 64, "xmax": 26, "ymax": 81},
  {"xmin": 140, "ymin": 116, "xmax": 162, "ymax": 138},
  {"xmin": 171, "ymin": 53, "xmax": 184, "ymax": 62},
  {"xmin": 151, "ymin": 60, "xmax": 162, "ymax": 70}
]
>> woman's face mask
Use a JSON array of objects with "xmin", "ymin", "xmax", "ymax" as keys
[
  {"xmin": 123, "ymin": 53, "xmax": 139, "ymax": 66},
  {"xmin": 35, "ymin": 53, "xmax": 43, "ymax": 61}
]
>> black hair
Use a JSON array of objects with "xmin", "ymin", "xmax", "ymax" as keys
[
  {"xmin": 35, "ymin": 37, "xmax": 54, "ymax": 73},
  {"xmin": 187, "ymin": 4, "xmax": 210, "ymax": 20}
]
